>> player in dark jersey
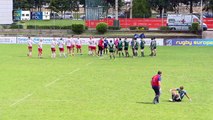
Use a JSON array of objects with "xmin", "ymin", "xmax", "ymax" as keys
[
  {"xmin": 114, "ymin": 37, "xmax": 119, "ymax": 54},
  {"xmin": 150, "ymin": 37, "xmax": 157, "ymax": 56},
  {"xmin": 133, "ymin": 39, "xmax": 139, "ymax": 57},
  {"xmin": 140, "ymin": 38, "xmax": 146, "ymax": 57},
  {"xmin": 103, "ymin": 37, "xmax": 108, "ymax": 54},
  {"xmin": 108, "ymin": 40, "xmax": 115, "ymax": 59},
  {"xmin": 169, "ymin": 86, "xmax": 191, "ymax": 102},
  {"xmin": 124, "ymin": 37, "xmax": 130, "ymax": 57},
  {"xmin": 118, "ymin": 38, "xmax": 124, "ymax": 57},
  {"xmin": 152, "ymin": 38, "xmax": 157, "ymax": 56},
  {"xmin": 131, "ymin": 38, "xmax": 135, "ymax": 57}
]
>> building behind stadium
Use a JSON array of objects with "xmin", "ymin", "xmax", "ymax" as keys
[{"xmin": 0, "ymin": 0, "xmax": 13, "ymax": 25}]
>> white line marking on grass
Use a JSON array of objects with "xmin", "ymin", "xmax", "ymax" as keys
[
  {"xmin": 20, "ymin": 99, "xmax": 73, "ymax": 102},
  {"xmin": 86, "ymin": 62, "xmax": 93, "ymax": 66},
  {"xmin": 45, "ymin": 78, "xmax": 61, "ymax": 88},
  {"xmin": 45, "ymin": 68, "xmax": 80, "ymax": 88},
  {"xmin": 68, "ymin": 68, "xmax": 80, "ymax": 74},
  {"xmin": 10, "ymin": 93, "xmax": 33, "ymax": 107}
]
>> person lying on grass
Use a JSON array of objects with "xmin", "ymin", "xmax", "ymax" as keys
[{"xmin": 169, "ymin": 86, "xmax": 192, "ymax": 102}]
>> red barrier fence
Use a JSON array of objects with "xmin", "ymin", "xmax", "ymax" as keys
[
  {"xmin": 86, "ymin": 18, "xmax": 213, "ymax": 29},
  {"xmin": 203, "ymin": 18, "xmax": 213, "ymax": 28}
]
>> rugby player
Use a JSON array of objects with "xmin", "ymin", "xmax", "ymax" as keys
[
  {"xmin": 151, "ymin": 71, "xmax": 162, "ymax": 104},
  {"xmin": 108, "ymin": 40, "xmax": 115, "ymax": 59},
  {"xmin": 124, "ymin": 37, "xmax": 130, "ymax": 57},
  {"xmin": 38, "ymin": 39, "xmax": 43, "ymax": 58},
  {"xmin": 75, "ymin": 36, "xmax": 82, "ymax": 55},
  {"xmin": 58, "ymin": 38, "xmax": 66, "ymax": 57},
  {"xmin": 27, "ymin": 37, "xmax": 33, "ymax": 57},
  {"xmin": 51, "ymin": 38, "xmax": 57, "ymax": 58},
  {"xmin": 169, "ymin": 86, "xmax": 191, "ymax": 102},
  {"xmin": 140, "ymin": 38, "xmax": 146, "ymax": 57}
]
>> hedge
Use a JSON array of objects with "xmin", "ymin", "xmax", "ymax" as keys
[
  {"xmin": 96, "ymin": 22, "xmax": 108, "ymax": 34},
  {"xmin": 26, "ymin": 25, "xmax": 72, "ymax": 29},
  {"xmin": 129, "ymin": 26, "xmax": 149, "ymax": 30},
  {"xmin": 108, "ymin": 26, "xmax": 121, "ymax": 30},
  {"xmin": 159, "ymin": 26, "xmax": 170, "ymax": 31},
  {"xmin": 10, "ymin": 24, "xmax": 23, "ymax": 29},
  {"xmin": 71, "ymin": 24, "xmax": 85, "ymax": 34},
  {"xmin": 190, "ymin": 22, "xmax": 199, "ymax": 31}
]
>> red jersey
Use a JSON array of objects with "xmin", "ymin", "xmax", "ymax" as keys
[
  {"xmin": 151, "ymin": 74, "xmax": 161, "ymax": 87},
  {"xmin": 98, "ymin": 39, "xmax": 104, "ymax": 48}
]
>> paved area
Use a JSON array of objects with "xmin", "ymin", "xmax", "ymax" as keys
[{"xmin": 203, "ymin": 30, "xmax": 213, "ymax": 39}]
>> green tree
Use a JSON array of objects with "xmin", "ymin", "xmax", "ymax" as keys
[
  {"xmin": 34, "ymin": 0, "xmax": 43, "ymax": 11},
  {"xmin": 55, "ymin": 0, "xmax": 70, "ymax": 14},
  {"xmin": 79, "ymin": 0, "xmax": 85, "ymax": 6},
  {"xmin": 48, "ymin": 0, "xmax": 59, "ymax": 13},
  {"xmin": 203, "ymin": 0, "xmax": 213, "ymax": 15},
  {"xmin": 105, "ymin": 0, "xmax": 123, "ymax": 9},
  {"xmin": 168, "ymin": 0, "xmax": 180, "ymax": 13},
  {"xmin": 133, "ymin": 0, "xmax": 151, "ymax": 18},
  {"xmin": 13, "ymin": 0, "xmax": 33, "ymax": 10},
  {"xmin": 180, "ymin": 0, "xmax": 201, "ymax": 13},
  {"xmin": 149, "ymin": 0, "xmax": 170, "ymax": 17}
]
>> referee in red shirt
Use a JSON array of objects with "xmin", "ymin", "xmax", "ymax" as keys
[
  {"xmin": 151, "ymin": 71, "xmax": 162, "ymax": 104},
  {"xmin": 98, "ymin": 37, "xmax": 104, "ymax": 56}
]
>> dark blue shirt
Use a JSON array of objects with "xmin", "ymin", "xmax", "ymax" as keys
[
  {"xmin": 139, "ymin": 33, "xmax": 145, "ymax": 39},
  {"xmin": 176, "ymin": 88, "xmax": 187, "ymax": 99},
  {"xmin": 104, "ymin": 39, "xmax": 108, "ymax": 47}
]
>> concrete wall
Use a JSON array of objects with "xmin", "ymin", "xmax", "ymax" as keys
[{"xmin": 0, "ymin": 0, "xmax": 13, "ymax": 24}]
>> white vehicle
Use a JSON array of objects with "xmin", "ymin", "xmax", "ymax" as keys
[
  {"xmin": 80, "ymin": 15, "xmax": 85, "ymax": 20},
  {"xmin": 60, "ymin": 12, "xmax": 73, "ymax": 19},
  {"xmin": 167, "ymin": 14, "xmax": 208, "ymax": 31}
]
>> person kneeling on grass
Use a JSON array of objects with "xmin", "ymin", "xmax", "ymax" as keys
[{"xmin": 169, "ymin": 86, "xmax": 192, "ymax": 102}]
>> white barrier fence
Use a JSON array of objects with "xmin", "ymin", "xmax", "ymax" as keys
[
  {"xmin": 0, "ymin": 37, "xmax": 164, "ymax": 46},
  {"xmin": 0, "ymin": 37, "xmax": 16, "ymax": 44}
]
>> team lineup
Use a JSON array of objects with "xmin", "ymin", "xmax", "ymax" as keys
[
  {"xmin": 27, "ymin": 35, "xmax": 157, "ymax": 59},
  {"xmin": 27, "ymin": 35, "xmax": 192, "ymax": 104}
]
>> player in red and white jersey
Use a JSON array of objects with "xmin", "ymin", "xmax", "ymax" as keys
[
  {"xmin": 27, "ymin": 37, "xmax": 33, "ymax": 57},
  {"xmin": 58, "ymin": 38, "xmax": 66, "ymax": 58},
  {"xmin": 75, "ymin": 36, "xmax": 82, "ymax": 55},
  {"xmin": 71, "ymin": 35, "xmax": 75, "ymax": 56},
  {"xmin": 51, "ymin": 38, "xmax": 57, "ymax": 58},
  {"xmin": 88, "ymin": 36, "xmax": 93, "ymax": 55},
  {"xmin": 91, "ymin": 37, "xmax": 97, "ymax": 56},
  {"xmin": 66, "ymin": 36, "xmax": 72, "ymax": 56},
  {"xmin": 38, "ymin": 39, "xmax": 43, "ymax": 58}
]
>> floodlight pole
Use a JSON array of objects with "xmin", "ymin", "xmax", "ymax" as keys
[
  {"xmin": 113, "ymin": 0, "xmax": 120, "ymax": 27},
  {"xmin": 162, "ymin": 8, "xmax": 164, "ymax": 26},
  {"xmin": 130, "ymin": 0, "xmax": 133, "ymax": 19},
  {"xmin": 115, "ymin": 0, "xmax": 118, "ymax": 20},
  {"xmin": 200, "ymin": 0, "xmax": 203, "ymax": 38}
]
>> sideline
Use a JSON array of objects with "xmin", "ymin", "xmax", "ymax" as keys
[{"xmin": 10, "ymin": 93, "xmax": 33, "ymax": 107}]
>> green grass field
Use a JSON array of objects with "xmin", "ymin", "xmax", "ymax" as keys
[{"xmin": 0, "ymin": 45, "xmax": 213, "ymax": 120}]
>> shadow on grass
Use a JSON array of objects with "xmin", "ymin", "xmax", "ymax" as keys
[
  {"xmin": 136, "ymin": 102, "xmax": 153, "ymax": 104},
  {"xmin": 137, "ymin": 99, "xmax": 173, "ymax": 104}
]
